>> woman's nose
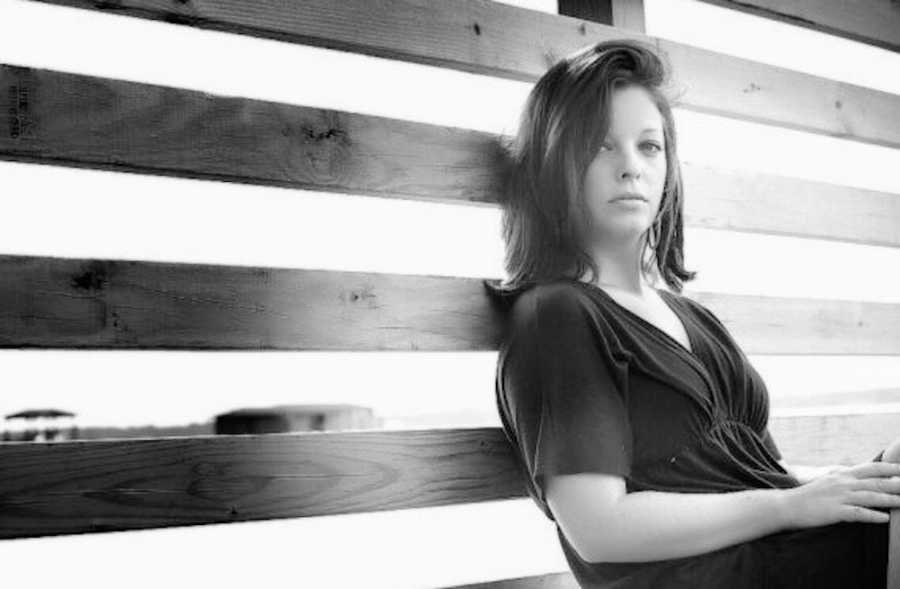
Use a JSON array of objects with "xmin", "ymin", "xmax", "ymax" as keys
[{"xmin": 618, "ymin": 150, "xmax": 642, "ymax": 179}]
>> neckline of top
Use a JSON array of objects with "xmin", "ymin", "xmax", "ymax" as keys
[{"xmin": 566, "ymin": 279, "xmax": 701, "ymax": 363}]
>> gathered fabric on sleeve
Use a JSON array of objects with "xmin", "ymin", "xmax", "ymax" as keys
[{"xmin": 496, "ymin": 284, "xmax": 632, "ymax": 521}]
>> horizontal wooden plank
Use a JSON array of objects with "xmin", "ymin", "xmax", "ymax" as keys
[
  {"xmin": 771, "ymin": 386, "xmax": 900, "ymax": 415},
  {"xmin": 0, "ymin": 427, "xmax": 524, "ymax": 539},
  {"xmin": 680, "ymin": 162, "xmax": 900, "ymax": 248},
  {"xmin": 769, "ymin": 412, "xmax": 900, "ymax": 466},
  {"xmin": 695, "ymin": 0, "xmax": 900, "ymax": 53},
  {"xmin": 0, "ymin": 254, "xmax": 504, "ymax": 351},
  {"xmin": 445, "ymin": 572, "xmax": 576, "ymax": 589},
  {"xmin": 0, "ymin": 254, "xmax": 898, "ymax": 354},
  {"xmin": 680, "ymin": 288, "xmax": 900, "ymax": 356},
  {"xmin": 0, "ymin": 64, "xmax": 507, "ymax": 207},
  {"xmin": 27, "ymin": 0, "xmax": 900, "ymax": 148},
  {"xmin": 656, "ymin": 40, "xmax": 899, "ymax": 149},
  {"xmin": 2, "ymin": 65, "xmax": 897, "ymax": 248},
  {"xmin": 0, "ymin": 414, "xmax": 895, "ymax": 539}
]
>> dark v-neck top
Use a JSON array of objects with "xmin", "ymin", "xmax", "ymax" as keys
[{"xmin": 494, "ymin": 279, "xmax": 889, "ymax": 588}]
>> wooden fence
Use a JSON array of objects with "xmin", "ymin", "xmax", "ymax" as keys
[{"xmin": 1, "ymin": 0, "xmax": 898, "ymax": 586}]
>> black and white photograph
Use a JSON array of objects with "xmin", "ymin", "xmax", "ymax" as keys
[{"xmin": 1, "ymin": 0, "xmax": 899, "ymax": 587}]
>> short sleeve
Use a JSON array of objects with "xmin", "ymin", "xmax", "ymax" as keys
[
  {"xmin": 761, "ymin": 426, "xmax": 782, "ymax": 461},
  {"xmin": 498, "ymin": 286, "xmax": 632, "ymax": 513}
]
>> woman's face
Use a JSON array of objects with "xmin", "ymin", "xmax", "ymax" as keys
[{"xmin": 580, "ymin": 85, "xmax": 667, "ymax": 247}]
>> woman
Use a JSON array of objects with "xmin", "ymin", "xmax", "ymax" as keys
[{"xmin": 482, "ymin": 38, "xmax": 900, "ymax": 588}]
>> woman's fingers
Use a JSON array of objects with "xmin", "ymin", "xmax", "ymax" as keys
[
  {"xmin": 855, "ymin": 475, "xmax": 900, "ymax": 493},
  {"xmin": 850, "ymin": 489, "xmax": 900, "ymax": 508},
  {"xmin": 844, "ymin": 505, "xmax": 891, "ymax": 524},
  {"xmin": 855, "ymin": 462, "xmax": 900, "ymax": 478},
  {"xmin": 842, "ymin": 475, "xmax": 900, "ymax": 524}
]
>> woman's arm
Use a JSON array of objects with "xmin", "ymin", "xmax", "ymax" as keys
[
  {"xmin": 584, "ymin": 487, "xmax": 790, "ymax": 563},
  {"xmin": 777, "ymin": 459, "xmax": 844, "ymax": 485}
]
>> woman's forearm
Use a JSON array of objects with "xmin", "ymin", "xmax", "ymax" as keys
[
  {"xmin": 779, "ymin": 460, "xmax": 844, "ymax": 485},
  {"xmin": 586, "ymin": 488, "xmax": 790, "ymax": 563}
]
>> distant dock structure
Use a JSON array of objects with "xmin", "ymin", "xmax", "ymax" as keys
[
  {"xmin": 215, "ymin": 404, "xmax": 380, "ymax": 435},
  {"xmin": 2, "ymin": 408, "xmax": 77, "ymax": 442}
]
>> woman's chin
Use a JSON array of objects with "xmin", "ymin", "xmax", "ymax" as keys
[{"xmin": 590, "ymin": 222, "xmax": 652, "ymax": 244}]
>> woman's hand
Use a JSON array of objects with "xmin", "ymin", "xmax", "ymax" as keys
[
  {"xmin": 780, "ymin": 462, "xmax": 844, "ymax": 485},
  {"xmin": 781, "ymin": 461, "xmax": 900, "ymax": 529}
]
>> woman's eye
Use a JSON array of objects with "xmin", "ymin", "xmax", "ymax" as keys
[{"xmin": 598, "ymin": 142, "xmax": 663, "ymax": 153}]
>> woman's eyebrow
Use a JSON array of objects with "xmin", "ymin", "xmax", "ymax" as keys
[
  {"xmin": 605, "ymin": 128, "xmax": 662, "ymax": 136},
  {"xmin": 605, "ymin": 127, "xmax": 661, "ymax": 137}
]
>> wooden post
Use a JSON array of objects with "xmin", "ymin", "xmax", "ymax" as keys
[
  {"xmin": 890, "ymin": 512, "xmax": 900, "ymax": 589},
  {"xmin": 558, "ymin": 0, "xmax": 646, "ymax": 33}
]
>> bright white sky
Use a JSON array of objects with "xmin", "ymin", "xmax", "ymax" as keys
[{"xmin": 0, "ymin": 0, "xmax": 899, "ymax": 586}]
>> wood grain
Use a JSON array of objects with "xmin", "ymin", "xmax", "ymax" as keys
[
  {"xmin": 0, "ymin": 253, "xmax": 898, "ymax": 354},
  {"xmin": 0, "ymin": 254, "xmax": 505, "ymax": 351},
  {"xmin": 2, "ymin": 65, "xmax": 897, "ymax": 247},
  {"xmin": 695, "ymin": 0, "xmax": 900, "ymax": 53},
  {"xmin": 446, "ymin": 572, "xmax": 577, "ymax": 589},
  {"xmin": 769, "ymin": 413, "xmax": 900, "ymax": 466},
  {"xmin": 0, "ymin": 427, "xmax": 522, "ymax": 539},
  {"xmin": 24, "ymin": 0, "xmax": 900, "ymax": 148},
  {"xmin": 0, "ymin": 415, "xmax": 895, "ymax": 539}
]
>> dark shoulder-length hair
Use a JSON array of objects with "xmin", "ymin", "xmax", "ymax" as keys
[{"xmin": 483, "ymin": 38, "xmax": 696, "ymax": 306}]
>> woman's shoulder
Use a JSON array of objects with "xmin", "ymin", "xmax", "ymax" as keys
[
  {"xmin": 511, "ymin": 283, "xmax": 628, "ymax": 355},
  {"xmin": 507, "ymin": 279, "xmax": 594, "ymax": 321}
]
